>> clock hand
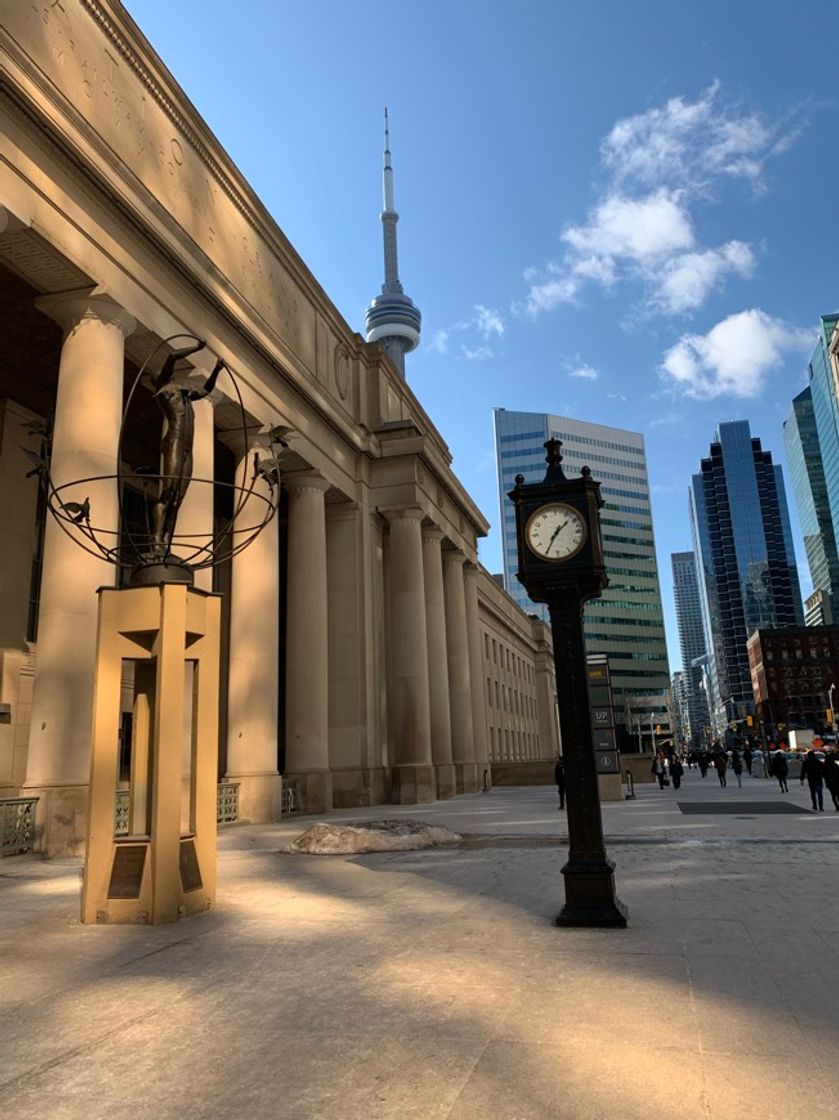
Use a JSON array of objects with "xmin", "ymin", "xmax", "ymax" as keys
[{"xmin": 546, "ymin": 520, "xmax": 568, "ymax": 555}]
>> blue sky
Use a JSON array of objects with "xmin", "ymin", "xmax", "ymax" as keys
[{"xmin": 127, "ymin": 0, "xmax": 838, "ymax": 669}]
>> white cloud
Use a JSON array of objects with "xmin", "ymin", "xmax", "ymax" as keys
[
  {"xmin": 428, "ymin": 329, "xmax": 449, "ymax": 354},
  {"xmin": 568, "ymin": 363, "xmax": 599, "ymax": 381},
  {"xmin": 462, "ymin": 344, "xmax": 495, "ymax": 361},
  {"xmin": 650, "ymin": 240, "xmax": 756, "ymax": 314},
  {"xmin": 601, "ymin": 81, "xmax": 792, "ymax": 195},
  {"xmin": 660, "ymin": 309, "xmax": 812, "ymax": 399},
  {"xmin": 521, "ymin": 266, "xmax": 580, "ymax": 316},
  {"xmin": 427, "ymin": 306, "xmax": 504, "ymax": 359},
  {"xmin": 563, "ymin": 191, "xmax": 694, "ymax": 263},
  {"xmin": 474, "ymin": 304, "xmax": 505, "ymax": 339},
  {"xmin": 520, "ymin": 83, "xmax": 805, "ymax": 319}
]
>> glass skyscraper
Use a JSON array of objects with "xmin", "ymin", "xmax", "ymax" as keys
[
  {"xmin": 783, "ymin": 384, "xmax": 839, "ymax": 618},
  {"xmin": 494, "ymin": 409, "xmax": 670, "ymax": 749},
  {"xmin": 807, "ymin": 315, "xmax": 839, "ymax": 549},
  {"xmin": 689, "ymin": 420, "xmax": 803, "ymax": 734},
  {"xmin": 671, "ymin": 551, "xmax": 709, "ymax": 746}
]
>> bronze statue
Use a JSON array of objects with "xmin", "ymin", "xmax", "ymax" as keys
[{"xmin": 149, "ymin": 340, "xmax": 224, "ymax": 558}]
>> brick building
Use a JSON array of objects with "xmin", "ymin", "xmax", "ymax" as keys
[{"xmin": 747, "ymin": 626, "xmax": 839, "ymax": 733}]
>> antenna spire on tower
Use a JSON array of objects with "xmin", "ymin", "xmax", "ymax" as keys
[{"xmin": 364, "ymin": 109, "xmax": 422, "ymax": 380}]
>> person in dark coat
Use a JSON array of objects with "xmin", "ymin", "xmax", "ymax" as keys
[
  {"xmin": 670, "ymin": 755, "xmax": 684, "ymax": 790},
  {"xmin": 743, "ymin": 745, "xmax": 753, "ymax": 775},
  {"xmin": 800, "ymin": 749, "xmax": 825, "ymax": 811},
  {"xmin": 769, "ymin": 750, "xmax": 789, "ymax": 792},
  {"xmin": 713, "ymin": 750, "xmax": 728, "ymax": 787},
  {"xmin": 554, "ymin": 757, "xmax": 566, "ymax": 810},
  {"xmin": 698, "ymin": 750, "xmax": 709, "ymax": 779},
  {"xmin": 731, "ymin": 749, "xmax": 744, "ymax": 788},
  {"xmin": 651, "ymin": 751, "xmax": 668, "ymax": 789},
  {"xmin": 823, "ymin": 749, "xmax": 839, "ymax": 811}
]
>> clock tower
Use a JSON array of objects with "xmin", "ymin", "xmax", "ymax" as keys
[{"xmin": 509, "ymin": 439, "xmax": 627, "ymax": 928}]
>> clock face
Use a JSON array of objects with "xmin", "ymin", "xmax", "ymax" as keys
[{"xmin": 525, "ymin": 503, "xmax": 587, "ymax": 561}]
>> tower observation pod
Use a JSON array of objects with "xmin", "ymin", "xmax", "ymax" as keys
[{"xmin": 364, "ymin": 109, "xmax": 421, "ymax": 378}]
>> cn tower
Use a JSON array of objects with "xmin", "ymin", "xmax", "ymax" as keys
[{"xmin": 364, "ymin": 109, "xmax": 421, "ymax": 378}]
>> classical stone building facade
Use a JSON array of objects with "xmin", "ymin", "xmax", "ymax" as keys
[{"xmin": 0, "ymin": 2, "xmax": 557, "ymax": 855}]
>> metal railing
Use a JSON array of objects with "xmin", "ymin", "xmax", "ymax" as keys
[
  {"xmin": 281, "ymin": 778, "xmax": 301, "ymax": 815},
  {"xmin": 216, "ymin": 782, "xmax": 240, "ymax": 824},
  {"xmin": 114, "ymin": 782, "xmax": 241, "ymax": 836},
  {"xmin": 115, "ymin": 789, "xmax": 130, "ymax": 836},
  {"xmin": 0, "ymin": 797, "xmax": 39, "ymax": 855}
]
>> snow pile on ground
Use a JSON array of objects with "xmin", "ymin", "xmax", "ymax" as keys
[{"xmin": 289, "ymin": 818, "xmax": 461, "ymax": 855}]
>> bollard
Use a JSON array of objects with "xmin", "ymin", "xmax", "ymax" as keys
[{"xmin": 624, "ymin": 769, "xmax": 635, "ymax": 800}]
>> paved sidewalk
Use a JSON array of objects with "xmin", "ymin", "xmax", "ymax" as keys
[{"xmin": 2, "ymin": 770, "xmax": 839, "ymax": 1119}]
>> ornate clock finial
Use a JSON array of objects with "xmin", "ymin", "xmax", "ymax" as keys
[{"xmin": 543, "ymin": 438, "xmax": 566, "ymax": 483}]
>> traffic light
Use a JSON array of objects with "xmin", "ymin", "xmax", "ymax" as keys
[
  {"xmin": 655, "ymin": 725, "xmax": 662, "ymax": 734},
  {"xmin": 827, "ymin": 709, "xmax": 834, "ymax": 725},
  {"xmin": 746, "ymin": 715, "xmax": 754, "ymax": 727}
]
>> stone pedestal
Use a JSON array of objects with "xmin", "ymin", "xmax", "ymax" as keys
[{"xmin": 81, "ymin": 584, "xmax": 220, "ymax": 925}]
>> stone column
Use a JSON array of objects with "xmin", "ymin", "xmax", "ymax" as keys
[
  {"xmin": 422, "ymin": 527, "xmax": 454, "ymax": 798},
  {"xmin": 174, "ymin": 379, "xmax": 216, "ymax": 592},
  {"xmin": 24, "ymin": 290, "xmax": 135, "ymax": 855},
  {"xmin": 384, "ymin": 508, "xmax": 435, "ymax": 803},
  {"xmin": 225, "ymin": 434, "xmax": 282, "ymax": 822},
  {"xmin": 285, "ymin": 473, "xmax": 332, "ymax": 812},
  {"xmin": 464, "ymin": 561, "xmax": 489, "ymax": 787},
  {"xmin": 443, "ymin": 549, "xmax": 477, "ymax": 793}
]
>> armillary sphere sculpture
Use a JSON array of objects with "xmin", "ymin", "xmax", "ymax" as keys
[{"xmin": 27, "ymin": 334, "xmax": 287, "ymax": 585}]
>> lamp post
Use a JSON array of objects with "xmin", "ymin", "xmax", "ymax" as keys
[
  {"xmin": 508, "ymin": 440, "xmax": 627, "ymax": 928},
  {"xmin": 830, "ymin": 683, "xmax": 836, "ymax": 731}
]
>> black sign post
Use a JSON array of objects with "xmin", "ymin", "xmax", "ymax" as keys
[{"xmin": 509, "ymin": 439, "xmax": 627, "ymax": 928}]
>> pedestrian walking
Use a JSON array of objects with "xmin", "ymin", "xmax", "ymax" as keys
[
  {"xmin": 651, "ymin": 751, "xmax": 669, "ymax": 789},
  {"xmin": 731, "ymin": 749, "xmax": 744, "ymax": 788},
  {"xmin": 698, "ymin": 750, "xmax": 709, "ymax": 779},
  {"xmin": 554, "ymin": 757, "xmax": 566, "ymax": 811},
  {"xmin": 800, "ymin": 749, "xmax": 825, "ymax": 812},
  {"xmin": 769, "ymin": 750, "xmax": 789, "ymax": 792},
  {"xmin": 670, "ymin": 755, "xmax": 684, "ymax": 790},
  {"xmin": 713, "ymin": 749, "xmax": 728, "ymax": 788},
  {"xmin": 824, "ymin": 749, "xmax": 839, "ymax": 811},
  {"xmin": 743, "ymin": 745, "xmax": 753, "ymax": 775}
]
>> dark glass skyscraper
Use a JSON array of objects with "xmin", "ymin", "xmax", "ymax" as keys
[
  {"xmin": 783, "ymin": 385, "xmax": 839, "ymax": 619},
  {"xmin": 689, "ymin": 421, "xmax": 803, "ymax": 734},
  {"xmin": 671, "ymin": 551, "xmax": 709, "ymax": 745}
]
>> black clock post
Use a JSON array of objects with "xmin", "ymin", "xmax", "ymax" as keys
[{"xmin": 509, "ymin": 439, "xmax": 627, "ymax": 928}]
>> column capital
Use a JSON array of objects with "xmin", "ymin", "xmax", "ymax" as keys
[
  {"xmin": 442, "ymin": 547, "xmax": 467, "ymax": 567},
  {"xmin": 35, "ymin": 287, "xmax": 136, "ymax": 338},
  {"xmin": 422, "ymin": 525, "xmax": 445, "ymax": 545},
  {"xmin": 463, "ymin": 560, "xmax": 480, "ymax": 578},
  {"xmin": 284, "ymin": 470, "xmax": 330, "ymax": 496},
  {"xmin": 226, "ymin": 423, "xmax": 280, "ymax": 462},
  {"xmin": 382, "ymin": 506, "xmax": 425, "ymax": 526}
]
